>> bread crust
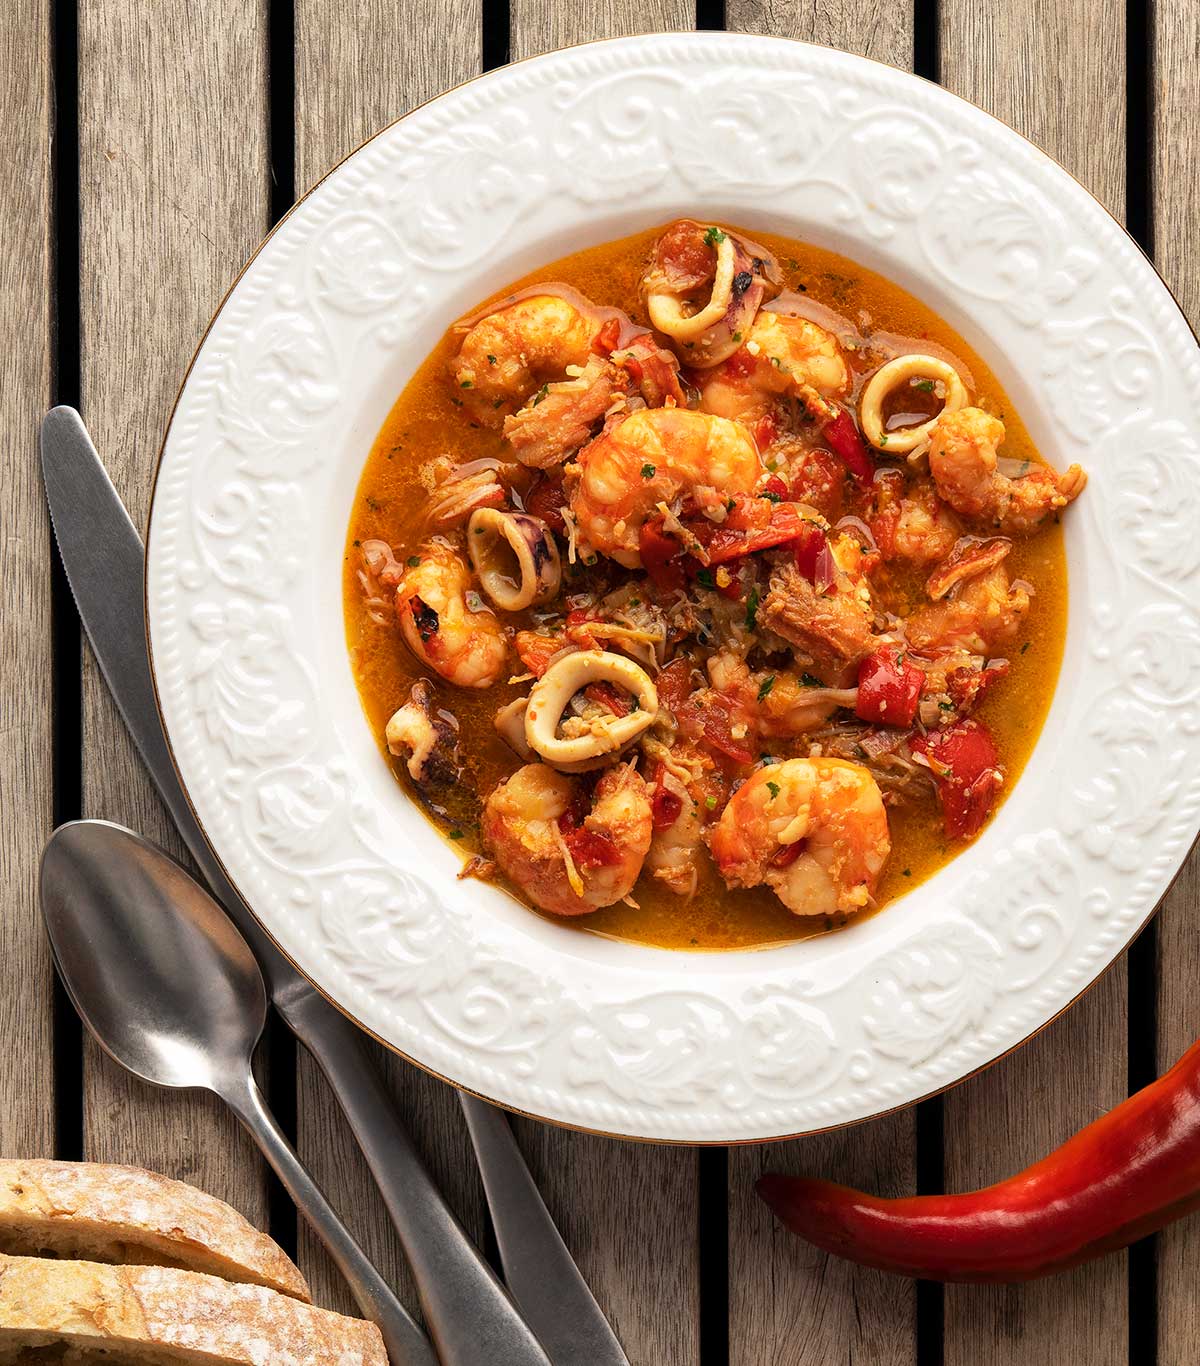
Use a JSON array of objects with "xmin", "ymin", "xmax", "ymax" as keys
[
  {"xmin": 0, "ymin": 1162, "xmax": 308, "ymax": 1301},
  {"xmin": 0, "ymin": 1253, "xmax": 386, "ymax": 1365}
]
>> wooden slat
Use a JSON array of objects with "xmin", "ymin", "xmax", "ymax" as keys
[
  {"xmin": 727, "ymin": 0, "xmax": 913, "ymax": 61},
  {"xmin": 505, "ymin": 9, "xmax": 703, "ymax": 1363},
  {"xmin": 721, "ymin": 9, "xmax": 919, "ymax": 1363},
  {"xmin": 939, "ymin": 3, "xmax": 1128, "ymax": 1362},
  {"xmin": 509, "ymin": 0, "xmax": 691, "ymax": 58},
  {"xmin": 0, "ymin": 0, "xmax": 55, "ymax": 1162},
  {"xmin": 1151, "ymin": 5, "xmax": 1200, "ymax": 1361},
  {"xmin": 290, "ymin": 2, "xmax": 487, "ymax": 1318},
  {"xmin": 77, "ymin": 0, "xmax": 270, "ymax": 1219}
]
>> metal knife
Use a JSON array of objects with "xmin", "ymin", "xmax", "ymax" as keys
[{"xmin": 41, "ymin": 405, "xmax": 626, "ymax": 1366}]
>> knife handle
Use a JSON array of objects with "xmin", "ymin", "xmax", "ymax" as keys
[
  {"xmin": 459, "ymin": 1094, "xmax": 630, "ymax": 1366},
  {"xmin": 277, "ymin": 987, "xmax": 551, "ymax": 1366}
]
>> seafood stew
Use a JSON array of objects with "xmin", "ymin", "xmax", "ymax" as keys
[{"xmin": 345, "ymin": 222, "xmax": 1081, "ymax": 950}]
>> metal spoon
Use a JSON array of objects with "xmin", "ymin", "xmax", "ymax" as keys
[{"xmin": 40, "ymin": 818, "xmax": 440, "ymax": 1366}]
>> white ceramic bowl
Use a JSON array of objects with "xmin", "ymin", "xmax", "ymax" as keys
[{"xmin": 147, "ymin": 32, "xmax": 1200, "ymax": 1142}]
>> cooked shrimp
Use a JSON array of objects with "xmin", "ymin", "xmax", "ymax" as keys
[
  {"xmin": 696, "ymin": 312, "xmax": 851, "ymax": 424},
  {"xmin": 706, "ymin": 651, "xmax": 857, "ymax": 741},
  {"xmin": 570, "ymin": 407, "xmax": 761, "ymax": 567},
  {"xmin": 709, "ymin": 758, "xmax": 891, "ymax": 916},
  {"xmin": 906, "ymin": 563, "xmax": 1030, "ymax": 655},
  {"xmin": 395, "ymin": 540, "xmax": 508, "ymax": 688},
  {"xmin": 929, "ymin": 407, "xmax": 1086, "ymax": 535},
  {"xmin": 482, "ymin": 762, "xmax": 652, "ymax": 916},
  {"xmin": 452, "ymin": 294, "xmax": 600, "ymax": 422},
  {"xmin": 869, "ymin": 470, "xmax": 962, "ymax": 565}
]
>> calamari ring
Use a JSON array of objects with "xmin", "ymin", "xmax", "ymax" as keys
[
  {"xmin": 525, "ymin": 650, "xmax": 658, "ymax": 772},
  {"xmin": 860, "ymin": 354, "xmax": 969, "ymax": 455},
  {"xmin": 646, "ymin": 231, "xmax": 737, "ymax": 341},
  {"xmin": 467, "ymin": 508, "xmax": 560, "ymax": 612}
]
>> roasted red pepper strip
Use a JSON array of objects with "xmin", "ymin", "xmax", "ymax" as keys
[
  {"xmin": 699, "ymin": 501, "xmax": 812, "ymax": 564},
  {"xmin": 822, "ymin": 408, "xmax": 875, "ymax": 483},
  {"xmin": 856, "ymin": 647, "xmax": 923, "ymax": 728},
  {"xmin": 758, "ymin": 1034, "xmax": 1200, "ymax": 1282},
  {"xmin": 911, "ymin": 718, "xmax": 1002, "ymax": 840}
]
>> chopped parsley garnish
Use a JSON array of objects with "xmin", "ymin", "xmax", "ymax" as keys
[
  {"xmin": 913, "ymin": 378, "xmax": 935, "ymax": 393},
  {"xmin": 744, "ymin": 586, "xmax": 760, "ymax": 630},
  {"xmin": 532, "ymin": 383, "xmax": 549, "ymax": 406},
  {"xmin": 448, "ymin": 829, "xmax": 464, "ymax": 840},
  {"xmin": 641, "ymin": 462, "xmax": 656, "ymax": 479},
  {"xmin": 703, "ymin": 226, "xmax": 727, "ymax": 247},
  {"xmin": 757, "ymin": 675, "xmax": 776, "ymax": 702},
  {"xmin": 732, "ymin": 330, "xmax": 742, "ymax": 343},
  {"xmin": 406, "ymin": 555, "xmax": 421, "ymax": 567},
  {"xmin": 486, "ymin": 353, "xmax": 497, "ymax": 364},
  {"xmin": 460, "ymin": 379, "xmax": 473, "ymax": 388},
  {"xmin": 492, "ymin": 398, "xmax": 505, "ymax": 409},
  {"xmin": 705, "ymin": 795, "xmax": 717, "ymax": 810},
  {"xmin": 766, "ymin": 781, "xmax": 780, "ymax": 800},
  {"xmin": 878, "ymin": 433, "xmax": 889, "ymax": 447},
  {"xmin": 939, "ymin": 700, "xmax": 955, "ymax": 711},
  {"xmin": 696, "ymin": 568, "xmax": 715, "ymax": 589},
  {"xmin": 800, "ymin": 673, "xmax": 823, "ymax": 688},
  {"xmin": 902, "ymin": 867, "xmax": 912, "ymax": 877},
  {"xmin": 1021, "ymin": 641, "xmax": 1031, "ymax": 653},
  {"xmin": 760, "ymin": 489, "xmax": 782, "ymax": 503}
]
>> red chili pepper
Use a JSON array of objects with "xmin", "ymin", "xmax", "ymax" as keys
[
  {"xmin": 822, "ymin": 408, "xmax": 875, "ymax": 483},
  {"xmin": 910, "ymin": 719, "xmax": 1002, "ymax": 840},
  {"xmin": 770, "ymin": 839, "xmax": 804, "ymax": 869},
  {"xmin": 638, "ymin": 519, "xmax": 686, "ymax": 591},
  {"xmin": 758, "ymin": 1034, "xmax": 1200, "ymax": 1282},
  {"xmin": 856, "ymin": 648, "xmax": 923, "ymax": 728}
]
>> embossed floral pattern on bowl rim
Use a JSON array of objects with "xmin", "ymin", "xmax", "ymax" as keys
[{"xmin": 146, "ymin": 32, "xmax": 1200, "ymax": 1141}]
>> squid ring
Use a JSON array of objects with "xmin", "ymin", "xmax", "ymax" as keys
[
  {"xmin": 646, "ymin": 232, "xmax": 737, "ymax": 342},
  {"xmin": 467, "ymin": 508, "xmax": 561, "ymax": 613},
  {"xmin": 525, "ymin": 650, "xmax": 658, "ymax": 772},
  {"xmin": 859, "ymin": 354, "xmax": 969, "ymax": 454}
]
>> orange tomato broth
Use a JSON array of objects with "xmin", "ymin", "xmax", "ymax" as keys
[{"xmin": 343, "ymin": 224, "xmax": 1068, "ymax": 950}]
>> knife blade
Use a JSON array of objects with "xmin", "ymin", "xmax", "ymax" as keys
[{"xmin": 40, "ymin": 405, "xmax": 591, "ymax": 1366}]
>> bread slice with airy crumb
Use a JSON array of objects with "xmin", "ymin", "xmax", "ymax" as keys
[
  {"xmin": 0, "ymin": 1161, "xmax": 307, "ymax": 1301},
  {"xmin": 0, "ymin": 1253, "xmax": 386, "ymax": 1364}
]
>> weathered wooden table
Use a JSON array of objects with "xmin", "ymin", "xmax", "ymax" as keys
[{"xmin": 2, "ymin": 2, "xmax": 1197, "ymax": 1361}]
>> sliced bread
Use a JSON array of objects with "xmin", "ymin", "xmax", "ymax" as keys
[
  {"xmin": 0, "ymin": 1252, "xmax": 386, "ymax": 1364},
  {"xmin": 0, "ymin": 1161, "xmax": 307, "ymax": 1301}
]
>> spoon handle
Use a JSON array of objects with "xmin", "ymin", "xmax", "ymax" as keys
[{"xmin": 223, "ymin": 1071, "xmax": 438, "ymax": 1366}]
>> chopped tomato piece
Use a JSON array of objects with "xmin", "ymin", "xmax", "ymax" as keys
[
  {"xmin": 911, "ymin": 719, "xmax": 1003, "ymax": 840},
  {"xmin": 655, "ymin": 658, "xmax": 694, "ymax": 713},
  {"xmin": 639, "ymin": 519, "xmax": 686, "ymax": 591},
  {"xmin": 591, "ymin": 316, "xmax": 621, "ymax": 356},
  {"xmin": 514, "ymin": 630, "xmax": 560, "ymax": 678},
  {"xmin": 790, "ymin": 448, "xmax": 845, "ymax": 522},
  {"xmin": 558, "ymin": 800, "xmax": 623, "ymax": 869},
  {"xmin": 753, "ymin": 413, "xmax": 779, "ymax": 450},
  {"xmin": 823, "ymin": 409, "xmax": 875, "ymax": 483},
  {"xmin": 584, "ymin": 681, "xmax": 631, "ymax": 717},
  {"xmin": 759, "ymin": 473, "xmax": 789, "ymax": 500},
  {"xmin": 524, "ymin": 474, "xmax": 567, "ymax": 533},
  {"xmin": 946, "ymin": 659, "xmax": 1010, "ymax": 714},
  {"xmin": 722, "ymin": 345, "xmax": 757, "ymax": 380},
  {"xmin": 697, "ymin": 701, "xmax": 755, "ymax": 766},
  {"xmin": 564, "ymin": 608, "xmax": 605, "ymax": 649},
  {"xmin": 699, "ymin": 501, "xmax": 812, "ymax": 564},
  {"xmin": 651, "ymin": 781, "xmax": 684, "ymax": 833},
  {"xmin": 856, "ymin": 647, "xmax": 924, "ymax": 728}
]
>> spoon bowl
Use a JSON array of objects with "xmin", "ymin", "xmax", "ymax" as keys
[{"xmin": 40, "ymin": 820, "xmax": 266, "ymax": 1092}]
